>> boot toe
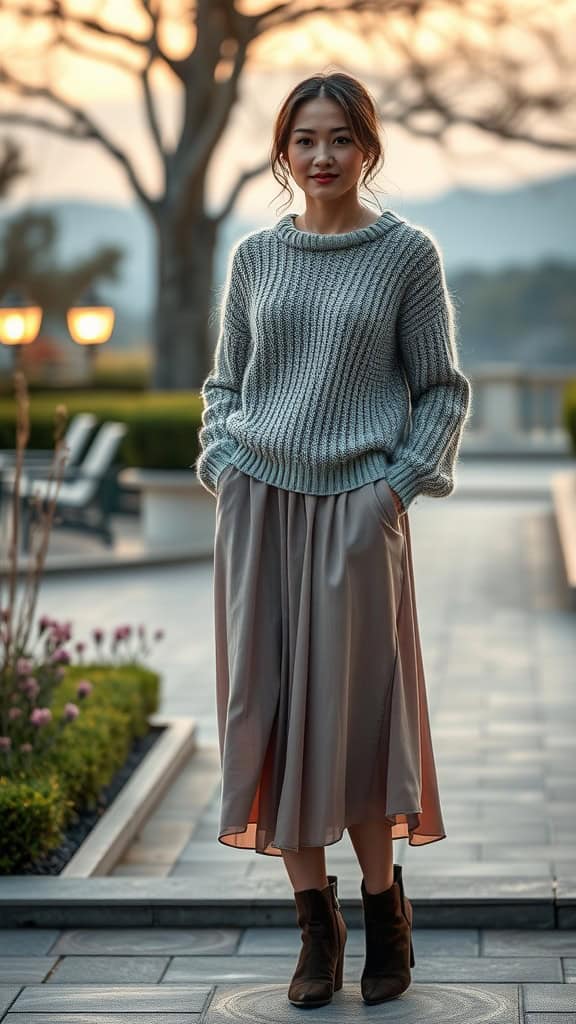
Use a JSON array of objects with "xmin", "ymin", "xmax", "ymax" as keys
[
  {"xmin": 288, "ymin": 979, "xmax": 333, "ymax": 1006},
  {"xmin": 361, "ymin": 972, "xmax": 411, "ymax": 1004}
]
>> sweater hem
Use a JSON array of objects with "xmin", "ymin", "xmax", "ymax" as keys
[{"xmin": 227, "ymin": 445, "xmax": 397, "ymax": 496}]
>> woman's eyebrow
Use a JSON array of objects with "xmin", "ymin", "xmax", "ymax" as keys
[{"xmin": 291, "ymin": 126, "xmax": 350, "ymax": 133}]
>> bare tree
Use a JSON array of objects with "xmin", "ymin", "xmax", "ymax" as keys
[
  {"xmin": 0, "ymin": 1, "xmax": 573, "ymax": 389},
  {"xmin": 0, "ymin": 137, "xmax": 123, "ymax": 332},
  {"xmin": 0, "ymin": 136, "xmax": 28, "ymax": 198}
]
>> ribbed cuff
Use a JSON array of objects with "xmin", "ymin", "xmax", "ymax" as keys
[
  {"xmin": 193, "ymin": 439, "xmax": 238, "ymax": 497},
  {"xmin": 385, "ymin": 461, "xmax": 422, "ymax": 512}
]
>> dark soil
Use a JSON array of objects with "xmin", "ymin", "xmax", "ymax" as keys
[{"xmin": 20, "ymin": 726, "xmax": 163, "ymax": 875}]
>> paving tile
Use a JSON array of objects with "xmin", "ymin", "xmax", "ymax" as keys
[
  {"xmin": 0, "ymin": 931, "xmax": 60, "ymax": 956},
  {"xmin": 237, "ymin": 927, "xmax": 480, "ymax": 957},
  {"xmin": 481, "ymin": 845, "xmax": 575, "ymax": 862},
  {"xmin": 402, "ymin": 842, "xmax": 482, "ymax": 862},
  {"xmin": 109, "ymin": 863, "xmax": 171, "ymax": 877},
  {"xmin": 425, "ymin": 826, "xmax": 552, "ymax": 843},
  {"xmin": 412, "ymin": 958, "xmax": 560, "ymax": 983},
  {"xmin": 10, "ymin": 984, "xmax": 212, "ymax": 1013},
  {"xmin": 0, "ymin": 987, "xmax": 21, "ymax": 1015},
  {"xmin": 564, "ymin": 959, "xmax": 576, "ymax": 982},
  {"xmin": 483, "ymin": 931, "xmax": 576, "ymax": 957},
  {"xmin": 557, "ymin": 878, "xmax": 576, "ymax": 901},
  {"xmin": 170, "ymin": 862, "xmax": 253, "ymax": 879},
  {"xmin": 522, "ymin": 983, "xmax": 576, "ymax": 1011},
  {"xmin": 404, "ymin": 861, "xmax": 553, "ymax": 878},
  {"xmin": 5, "ymin": 1016, "xmax": 201, "ymax": 1024},
  {"xmin": 50, "ymin": 928, "xmax": 241, "ymax": 956},
  {"xmin": 202, "ymin": 981, "xmax": 520, "ymax": 1022},
  {"xmin": 163, "ymin": 954, "xmax": 560, "ymax": 984},
  {"xmin": 164, "ymin": 955, "xmax": 359, "ymax": 984},
  {"xmin": 48, "ymin": 956, "xmax": 169, "ymax": 984},
  {"xmin": 524, "ymin": 1016, "xmax": 576, "ymax": 1024},
  {"xmin": 396, "ymin": 876, "xmax": 553, "ymax": 901},
  {"xmin": 0, "ymin": 958, "xmax": 56, "ymax": 983}
]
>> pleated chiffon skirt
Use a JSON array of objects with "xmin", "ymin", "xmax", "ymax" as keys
[{"xmin": 213, "ymin": 463, "xmax": 446, "ymax": 856}]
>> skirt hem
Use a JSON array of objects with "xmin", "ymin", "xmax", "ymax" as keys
[{"xmin": 217, "ymin": 817, "xmax": 447, "ymax": 856}]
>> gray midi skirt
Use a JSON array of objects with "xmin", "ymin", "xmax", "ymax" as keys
[{"xmin": 213, "ymin": 463, "xmax": 446, "ymax": 856}]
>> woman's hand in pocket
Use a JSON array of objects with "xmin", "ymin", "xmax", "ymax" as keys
[{"xmin": 388, "ymin": 486, "xmax": 404, "ymax": 517}]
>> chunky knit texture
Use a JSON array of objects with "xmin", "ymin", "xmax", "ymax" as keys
[{"xmin": 194, "ymin": 210, "xmax": 472, "ymax": 511}]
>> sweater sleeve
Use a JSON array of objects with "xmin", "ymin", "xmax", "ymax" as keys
[
  {"xmin": 385, "ymin": 232, "xmax": 472, "ymax": 512},
  {"xmin": 193, "ymin": 241, "xmax": 252, "ymax": 496}
]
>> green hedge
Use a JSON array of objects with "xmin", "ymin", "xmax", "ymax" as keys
[
  {"xmin": 0, "ymin": 391, "xmax": 204, "ymax": 470},
  {"xmin": 564, "ymin": 380, "xmax": 576, "ymax": 456},
  {"xmin": 0, "ymin": 662, "xmax": 160, "ymax": 873}
]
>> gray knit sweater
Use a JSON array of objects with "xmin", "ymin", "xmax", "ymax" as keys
[{"xmin": 195, "ymin": 210, "xmax": 472, "ymax": 511}]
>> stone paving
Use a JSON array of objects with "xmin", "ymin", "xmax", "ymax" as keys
[
  {"xmin": 1, "ymin": 926, "xmax": 576, "ymax": 1019},
  {"xmin": 2, "ymin": 472, "xmax": 576, "ymax": 1020}
]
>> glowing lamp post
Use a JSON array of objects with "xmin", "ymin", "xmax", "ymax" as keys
[
  {"xmin": 67, "ymin": 287, "xmax": 115, "ymax": 345},
  {"xmin": 0, "ymin": 284, "xmax": 114, "ymax": 382},
  {"xmin": 0, "ymin": 290, "xmax": 43, "ymax": 372},
  {"xmin": 67, "ymin": 286, "xmax": 115, "ymax": 379}
]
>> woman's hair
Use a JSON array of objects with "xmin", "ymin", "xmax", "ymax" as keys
[{"xmin": 270, "ymin": 71, "xmax": 386, "ymax": 215}]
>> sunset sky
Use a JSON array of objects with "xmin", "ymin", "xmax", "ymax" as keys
[{"xmin": 0, "ymin": 0, "xmax": 574, "ymax": 212}]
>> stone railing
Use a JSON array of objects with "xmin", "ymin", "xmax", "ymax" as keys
[{"xmin": 463, "ymin": 363, "xmax": 575, "ymax": 455}]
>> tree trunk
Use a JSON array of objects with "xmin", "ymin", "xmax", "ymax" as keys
[{"xmin": 151, "ymin": 210, "xmax": 218, "ymax": 390}]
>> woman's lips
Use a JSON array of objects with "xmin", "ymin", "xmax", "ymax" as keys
[{"xmin": 313, "ymin": 175, "xmax": 337, "ymax": 183}]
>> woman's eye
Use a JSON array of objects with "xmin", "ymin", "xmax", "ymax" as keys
[{"xmin": 295, "ymin": 136, "xmax": 352, "ymax": 145}]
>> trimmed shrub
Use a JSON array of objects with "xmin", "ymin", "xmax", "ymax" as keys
[{"xmin": 0, "ymin": 662, "xmax": 160, "ymax": 873}]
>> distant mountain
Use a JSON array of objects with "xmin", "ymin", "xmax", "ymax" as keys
[
  {"xmin": 390, "ymin": 172, "xmax": 576, "ymax": 272},
  {"xmin": 0, "ymin": 170, "xmax": 574, "ymax": 320}
]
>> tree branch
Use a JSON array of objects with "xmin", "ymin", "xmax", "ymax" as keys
[
  {"xmin": 215, "ymin": 158, "xmax": 271, "ymax": 223},
  {"xmin": 250, "ymin": 0, "xmax": 426, "ymax": 36},
  {"xmin": 0, "ymin": 67, "xmax": 155, "ymax": 208},
  {"xmin": 137, "ymin": 2, "xmax": 166, "ymax": 162},
  {"xmin": 174, "ymin": 35, "xmax": 249, "ymax": 208},
  {"xmin": 1, "ymin": 0, "xmax": 147, "ymax": 51},
  {"xmin": 53, "ymin": 23, "xmax": 141, "ymax": 76}
]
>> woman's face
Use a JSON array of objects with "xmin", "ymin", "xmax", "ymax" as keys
[{"xmin": 284, "ymin": 96, "xmax": 365, "ymax": 201}]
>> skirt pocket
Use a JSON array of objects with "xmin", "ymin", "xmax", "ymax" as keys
[{"xmin": 370, "ymin": 477, "xmax": 403, "ymax": 533}]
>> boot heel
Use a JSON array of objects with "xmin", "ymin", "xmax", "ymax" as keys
[
  {"xmin": 334, "ymin": 947, "xmax": 344, "ymax": 990},
  {"xmin": 405, "ymin": 895, "xmax": 415, "ymax": 966}
]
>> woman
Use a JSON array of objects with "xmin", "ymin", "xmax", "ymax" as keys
[{"xmin": 195, "ymin": 71, "xmax": 472, "ymax": 1010}]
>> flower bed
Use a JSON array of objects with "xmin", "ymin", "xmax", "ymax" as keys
[
  {"xmin": 0, "ymin": 372, "xmax": 166, "ymax": 874},
  {"xmin": 0, "ymin": 661, "xmax": 160, "ymax": 874},
  {"xmin": 18, "ymin": 724, "xmax": 163, "ymax": 875}
]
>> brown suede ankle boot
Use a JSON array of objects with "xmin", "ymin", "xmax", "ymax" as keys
[
  {"xmin": 360, "ymin": 863, "xmax": 415, "ymax": 1004},
  {"xmin": 288, "ymin": 874, "xmax": 347, "ymax": 1008}
]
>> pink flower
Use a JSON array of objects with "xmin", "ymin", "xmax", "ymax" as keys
[
  {"xmin": 50, "ymin": 622, "xmax": 72, "ymax": 644},
  {"xmin": 8, "ymin": 707, "xmax": 22, "ymax": 720},
  {"xmin": 22, "ymin": 677, "xmax": 40, "ymax": 700},
  {"xmin": 30, "ymin": 707, "xmax": 52, "ymax": 727},
  {"xmin": 153, "ymin": 629, "xmax": 164, "ymax": 642},
  {"xmin": 63, "ymin": 702, "xmax": 80, "ymax": 721},
  {"xmin": 20, "ymin": 742, "xmax": 33, "ymax": 753},
  {"xmin": 75, "ymin": 641, "xmax": 86, "ymax": 654},
  {"xmin": 52, "ymin": 647, "xmax": 70, "ymax": 664},
  {"xmin": 92, "ymin": 628, "xmax": 104, "ymax": 644},
  {"xmin": 77, "ymin": 679, "xmax": 93, "ymax": 698},
  {"xmin": 16, "ymin": 657, "xmax": 33, "ymax": 676},
  {"xmin": 0, "ymin": 736, "xmax": 11, "ymax": 751},
  {"xmin": 38, "ymin": 614, "xmax": 53, "ymax": 632}
]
